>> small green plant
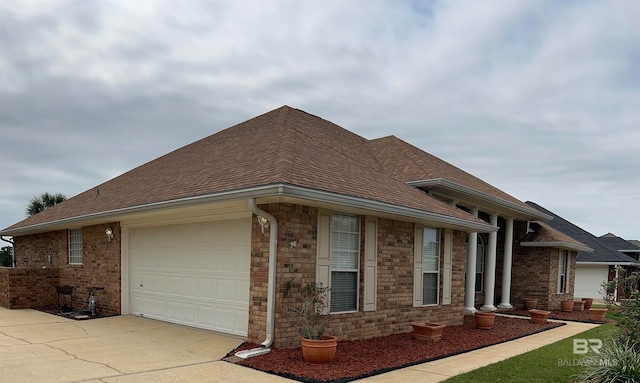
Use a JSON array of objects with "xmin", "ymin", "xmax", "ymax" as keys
[
  {"xmin": 282, "ymin": 282, "xmax": 331, "ymax": 340},
  {"xmin": 615, "ymin": 272, "xmax": 640, "ymax": 350},
  {"xmin": 575, "ymin": 338, "xmax": 640, "ymax": 383}
]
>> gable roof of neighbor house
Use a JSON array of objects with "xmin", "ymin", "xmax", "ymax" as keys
[
  {"xmin": 526, "ymin": 202, "xmax": 640, "ymax": 265},
  {"xmin": 599, "ymin": 233, "xmax": 640, "ymax": 255},
  {"xmin": 2, "ymin": 106, "xmax": 546, "ymax": 236},
  {"xmin": 519, "ymin": 220, "xmax": 592, "ymax": 252}
]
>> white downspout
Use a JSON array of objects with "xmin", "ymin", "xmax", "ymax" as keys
[{"xmin": 236, "ymin": 199, "xmax": 277, "ymax": 359}]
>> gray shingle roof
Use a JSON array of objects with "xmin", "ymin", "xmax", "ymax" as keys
[{"xmin": 526, "ymin": 202, "xmax": 640, "ymax": 265}]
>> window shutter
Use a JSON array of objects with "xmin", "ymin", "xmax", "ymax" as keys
[
  {"xmin": 317, "ymin": 211, "xmax": 331, "ymax": 306},
  {"xmin": 363, "ymin": 216, "xmax": 377, "ymax": 312},
  {"xmin": 413, "ymin": 225, "xmax": 423, "ymax": 307},
  {"xmin": 442, "ymin": 229, "xmax": 453, "ymax": 305}
]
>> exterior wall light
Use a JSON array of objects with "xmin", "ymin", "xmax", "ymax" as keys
[
  {"xmin": 257, "ymin": 216, "xmax": 269, "ymax": 234},
  {"xmin": 105, "ymin": 227, "xmax": 115, "ymax": 241}
]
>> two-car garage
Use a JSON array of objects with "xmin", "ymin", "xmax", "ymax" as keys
[{"xmin": 126, "ymin": 217, "xmax": 251, "ymax": 337}]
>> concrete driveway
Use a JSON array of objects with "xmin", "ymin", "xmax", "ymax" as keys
[{"xmin": 0, "ymin": 308, "xmax": 288, "ymax": 383}]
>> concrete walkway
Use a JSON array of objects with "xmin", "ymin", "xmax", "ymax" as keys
[{"xmin": 0, "ymin": 308, "xmax": 598, "ymax": 382}]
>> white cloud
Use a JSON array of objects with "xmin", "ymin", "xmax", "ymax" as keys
[{"xmin": 0, "ymin": 0, "xmax": 638, "ymax": 240}]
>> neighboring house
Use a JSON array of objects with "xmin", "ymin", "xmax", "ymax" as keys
[
  {"xmin": 599, "ymin": 233, "xmax": 640, "ymax": 262},
  {"xmin": 526, "ymin": 202, "xmax": 640, "ymax": 300},
  {"xmin": 0, "ymin": 106, "xmax": 586, "ymax": 349}
]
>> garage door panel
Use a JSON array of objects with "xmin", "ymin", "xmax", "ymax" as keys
[
  {"xmin": 215, "ymin": 307, "xmax": 235, "ymax": 332},
  {"xmin": 182, "ymin": 277, "xmax": 198, "ymax": 298},
  {"xmin": 198, "ymin": 252, "xmax": 217, "ymax": 271},
  {"xmin": 236, "ymin": 280, "xmax": 250, "ymax": 304},
  {"xmin": 198, "ymin": 306, "xmax": 214, "ymax": 327},
  {"xmin": 182, "ymin": 303, "xmax": 198, "ymax": 324},
  {"xmin": 130, "ymin": 218, "xmax": 250, "ymax": 336},
  {"xmin": 199, "ymin": 278, "xmax": 216, "ymax": 300}
]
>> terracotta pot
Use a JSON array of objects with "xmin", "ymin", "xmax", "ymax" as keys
[
  {"xmin": 411, "ymin": 322, "xmax": 446, "ymax": 343},
  {"xmin": 560, "ymin": 300, "xmax": 574, "ymax": 312},
  {"xmin": 474, "ymin": 311, "xmax": 495, "ymax": 330},
  {"xmin": 588, "ymin": 308, "xmax": 607, "ymax": 323},
  {"xmin": 523, "ymin": 298, "xmax": 538, "ymax": 310},
  {"xmin": 582, "ymin": 298, "xmax": 594, "ymax": 309},
  {"xmin": 301, "ymin": 336, "xmax": 337, "ymax": 364},
  {"xmin": 529, "ymin": 309, "xmax": 551, "ymax": 324}
]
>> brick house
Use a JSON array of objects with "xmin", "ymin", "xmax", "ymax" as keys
[
  {"xmin": 526, "ymin": 202, "xmax": 640, "ymax": 300},
  {"xmin": 0, "ymin": 106, "xmax": 588, "ymax": 349}
]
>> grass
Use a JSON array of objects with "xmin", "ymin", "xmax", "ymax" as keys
[{"xmin": 443, "ymin": 322, "xmax": 618, "ymax": 383}]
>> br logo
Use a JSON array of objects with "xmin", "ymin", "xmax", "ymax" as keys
[{"xmin": 573, "ymin": 339, "xmax": 603, "ymax": 354}]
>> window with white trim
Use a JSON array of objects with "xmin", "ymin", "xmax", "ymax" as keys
[
  {"xmin": 465, "ymin": 236, "xmax": 485, "ymax": 292},
  {"xmin": 558, "ymin": 250, "xmax": 569, "ymax": 293},
  {"xmin": 330, "ymin": 213, "xmax": 360, "ymax": 313},
  {"xmin": 69, "ymin": 228, "xmax": 83, "ymax": 265},
  {"xmin": 422, "ymin": 227, "xmax": 440, "ymax": 305}
]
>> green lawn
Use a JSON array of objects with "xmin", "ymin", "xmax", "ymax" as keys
[{"xmin": 443, "ymin": 323, "xmax": 618, "ymax": 383}]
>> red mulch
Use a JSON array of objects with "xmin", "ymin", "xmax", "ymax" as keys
[
  {"xmin": 507, "ymin": 308, "xmax": 614, "ymax": 324},
  {"xmin": 228, "ymin": 315, "xmax": 565, "ymax": 383}
]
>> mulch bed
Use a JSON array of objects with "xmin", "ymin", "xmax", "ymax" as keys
[
  {"xmin": 227, "ymin": 315, "xmax": 566, "ymax": 383},
  {"xmin": 506, "ymin": 308, "xmax": 615, "ymax": 324}
]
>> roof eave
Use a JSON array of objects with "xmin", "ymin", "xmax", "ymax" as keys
[
  {"xmin": 577, "ymin": 261, "xmax": 640, "ymax": 267},
  {"xmin": 408, "ymin": 178, "xmax": 552, "ymax": 221},
  {"xmin": 520, "ymin": 241, "xmax": 594, "ymax": 253},
  {"xmin": 1, "ymin": 183, "xmax": 497, "ymax": 236}
]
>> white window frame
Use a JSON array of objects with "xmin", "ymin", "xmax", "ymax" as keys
[
  {"xmin": 421, "ymin": 227, "xmax": 440, "ymax": 306},
  {"xmin": 558, "ymin": 249, "xmax": 569, "ymax": 293},
  {"xmin": 329, "ymin": 213, "xmax": 360, "ymax": 313},
  {"xmin": 69, "ymin": 228, "xmax": 83, "ymax": 265}
]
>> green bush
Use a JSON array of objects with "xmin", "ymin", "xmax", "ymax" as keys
[
  {"xmin": 575, "ymin": 338, "xmax": 640, "ymax": 383},
  {"xmin": 616, "ymin": 290, "xmax": 640, "ymax": 350}
]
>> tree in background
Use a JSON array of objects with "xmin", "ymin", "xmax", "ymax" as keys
[
  {"xmin": 0, "ymin": 246, "xmax": 12, "ymax": 267},
  {"xmin": 26, "ymin": 192, "xmax": 67, "ymax": 216}
]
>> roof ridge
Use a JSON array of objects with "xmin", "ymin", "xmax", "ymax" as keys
[{"xmin": 274, "ymin": 106, "xmax": 295, "ymax": 183}]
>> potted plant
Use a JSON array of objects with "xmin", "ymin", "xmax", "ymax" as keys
[
  {"xmin": 582, "ymin": 297, "xmax": 594, "ymax": 309},
  {"xmin": 411, "ymin": 322, "xmax": 446, "ymax": 343},
  {"xmin": 523, "ymin": 297, "xmax": 538, "ymax": 310},
  {"xmin": 474, "ymin": 310, "xmax": 495, "ymax": 330},
  {"xmin": 282, "ymin": 282, "xmax": 337, "ymax": 364},
  {"xmin": 529, "ymin": 309, "xmax": 551, "ymax": 324},
  {"xmin": 588, "ymin": 307, "xmax": 608, "ymax": 323},
  {"xmin": 560, "ymin": 300, "xmax": 574, "ymax": 312}
]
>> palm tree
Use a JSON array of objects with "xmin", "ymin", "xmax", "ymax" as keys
[{"xmin": 26, "ymin": 192, "xmax": 67, "ymax": 216}]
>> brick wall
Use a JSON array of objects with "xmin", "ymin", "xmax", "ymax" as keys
[
  {"xmin": 249, "ymin": 203, "xmax": 467, "ymax": 349},
  {"xmin": 11, "ymin": 222, "xmax": 121, "ymax": 316},
  {"xmin": 509, "ymin": 221, "xmax": 576, "ymax": 310},
  {"xmin": 0, "ymin": 267, "xmax": 59, "ymax": 309}
]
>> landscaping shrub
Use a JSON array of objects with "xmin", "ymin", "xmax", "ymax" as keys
[{"xmin": 575, "ymin": 338, "xmax": 640, "ymax": 383}]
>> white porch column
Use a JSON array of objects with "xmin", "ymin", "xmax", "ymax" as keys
[
  {"xmin": 481, "ymin": 213, "xmax": 498, "ymax": 311},
  {"xmin": 464, "ymin": 208, "xmax": 479, "ymax": 314},
  {"xmin": 498, "ymin": 217, "xmax": 514, "ymax": 309}
]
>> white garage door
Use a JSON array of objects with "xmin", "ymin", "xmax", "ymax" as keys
[
  {"xmin": 129, "ymin": 218, "xmax": 251, "ymax": 336},
  {"xmin": 575, "ymin": 265, "xmax": 608, "ymax": 300}
]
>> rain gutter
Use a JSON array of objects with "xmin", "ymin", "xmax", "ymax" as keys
[
  {"xmin": 1, "ymin": 183, "xmax": 496, "ymax": 236},
  {"xmin": 235, "ymin": 199, "xmax": 277, "ymax": 359}
]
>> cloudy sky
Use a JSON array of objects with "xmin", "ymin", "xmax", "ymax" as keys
[{"xmin": 1, "ymin": 0, "xmax": 638, "ymax": 240}]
